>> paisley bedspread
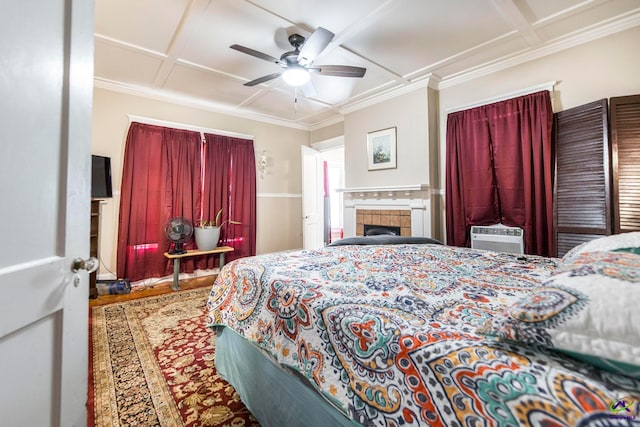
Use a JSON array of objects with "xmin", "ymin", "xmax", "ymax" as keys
[{"xmin": 206, "ymin": 244, "xmax": 640, "ymax": 426}]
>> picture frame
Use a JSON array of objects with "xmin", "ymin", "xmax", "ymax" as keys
[{"xmin": 367, "ymin": 127, "xmax": 397, "ymax": 170}]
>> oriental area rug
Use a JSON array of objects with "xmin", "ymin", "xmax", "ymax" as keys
[{"xmin": 89, "ymin": 287, "xmax": 260, "ymax": 427}]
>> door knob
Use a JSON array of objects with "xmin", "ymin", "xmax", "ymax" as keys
[{"xmin": 71, "ymin": 257, "xmax": 99, "ymax": 273}]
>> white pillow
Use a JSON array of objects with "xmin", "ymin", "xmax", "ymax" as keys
[
  {"xmin": 481, "ymin": 249, "xmax": 640, "ymax": 378},
  {"xmin": 563, "ymin": 231, "xmax": 640, "ymax": 261}
]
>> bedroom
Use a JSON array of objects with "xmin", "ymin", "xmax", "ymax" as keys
[
  {"xmin": 1, "ymin": 1, "xmax": 640, "ymax": 426},
  {"xmin": 90, "ymin": 1, "xmax": 640, "ymax": 278}
]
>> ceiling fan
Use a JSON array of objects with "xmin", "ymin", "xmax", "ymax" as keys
[{"xmin": 230, "ymin": 27, "xmax": 366, "ymax": 97}]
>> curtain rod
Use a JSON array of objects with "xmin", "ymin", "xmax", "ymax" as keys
[
  {"xmin": 127, "ymin": 115, "xmax": 255, "ymax": 140},
  {"xmin": 445, "ymin": 81, "xmax": 558, "ymax": 114}
]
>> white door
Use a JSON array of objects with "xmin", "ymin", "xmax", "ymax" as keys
[
  {"xmin": 0, "ymin": 1, "xmax": 94, "ymax": 426},
  {"xmin": 301, "ymin": 146, "xmax": 324, "ymax": 249}
]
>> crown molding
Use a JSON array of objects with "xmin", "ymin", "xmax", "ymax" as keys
[
  {"xmin": 94, "ymin": 77, "xmax": 312, "ymax": 131},
  {"xmin": 338, "ymin": 76, "xmax": 434, "ymax": 115},
  {"xmin": 438, "ymin": 9, "xmax": 640, "ymax": 89},
  {"xmin": 309, "ymin": 114, "xmax": 345, "ymax": 132}
]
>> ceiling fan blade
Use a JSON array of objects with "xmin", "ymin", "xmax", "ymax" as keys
[
  {"xmin": 300, "ymin": 80, "xmax": 316, "ymax": 98},
  {"xmin": 230, "ymin": 44, "xmax": 282, "ymax": 65},
  {"xmin": 297, "ymin": 27, "xmax": 334, "ymax": 66},
  {"xmin": 244, "ymin": 72, "xmax": 282, "ymax": 86},
  {"xmin": 312, "ymin": 65, "xmax": 367, "ymax": 78}
]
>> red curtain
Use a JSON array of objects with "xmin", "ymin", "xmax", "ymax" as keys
[
  {"xmin": 196, "ymin": 133, "xmax": 256, "ymax": 269},
  {"xmin": 445, "ymin": 90, "xmax": 554, "ymax": 256},
  {"xmin": 445, "ymin": 107, "xmax": 499, "ymax": 248},
  {"xmin": 160, "ymin": 128, "xmax": 203, "ymax": 273},
  {"xmin": 117, "ymin": 123, "xmax": 202, "ymax": 281}
]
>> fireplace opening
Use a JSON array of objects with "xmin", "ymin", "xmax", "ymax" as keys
[{"xmin": 364, "ymin": 224, "xmax": 401, "ymax": 236}]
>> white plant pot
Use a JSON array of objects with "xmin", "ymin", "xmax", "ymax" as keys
[{"xmin": 194, "ymin": 226, "xmax": 221, "ymax": 251}]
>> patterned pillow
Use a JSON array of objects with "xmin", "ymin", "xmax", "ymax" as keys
[
  {"xmin": 480, "ymin": 250, "xmax": 640, "ymax": 378},
  {"xmin": 563, "ymin": 231, "xmax": 640, "ymax": 262}
]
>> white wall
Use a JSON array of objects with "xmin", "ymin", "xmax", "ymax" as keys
[
  {"xmin": 311, "ymin": 121, "xmax": 344, "ymax": 144},
  {"xmin": 344, "ymin": 87, "xmax": 431, "ymax": 189},
  {"xmin": 92, "ymin": 88, "xmax": 309, "ymax": 278}
]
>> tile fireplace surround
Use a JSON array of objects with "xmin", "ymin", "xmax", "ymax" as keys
[
  {"xmin": 340, "ymin": 185, "xmax": 432, "ymax": 238},
  {"xmin": 357, "ymin": 210, "xmax": 411, "ymax": 236}
]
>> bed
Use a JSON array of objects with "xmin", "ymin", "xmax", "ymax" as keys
[{"xmin": 207, "ymin": 233, "xmax": 640, "ymax": 426}]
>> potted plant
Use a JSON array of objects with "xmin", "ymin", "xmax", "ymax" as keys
[{"xmin": 194, "ymin": 209, "xmax": 241, "ymax": 251}]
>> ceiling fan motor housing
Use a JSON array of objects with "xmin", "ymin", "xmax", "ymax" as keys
[
  {"xmin": 288, "ymin": 33, "xmax": 305, "ymax": 48},
  {"xmin": 281, "ymin": 34, "xmax": 305, "ymax": 64}
]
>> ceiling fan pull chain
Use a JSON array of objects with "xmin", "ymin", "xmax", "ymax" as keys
[{"xmin": 294, "ymin": 87, "xmax": 298, "ymax": 113}]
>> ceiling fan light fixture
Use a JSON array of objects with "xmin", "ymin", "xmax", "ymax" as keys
[{"xmin": 282, "ymin": 66, "xmax": 310, "ymax": 86}]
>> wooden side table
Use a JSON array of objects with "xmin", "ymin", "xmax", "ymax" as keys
[{"xmin": 163, "ymin": 246, "xmax": 234, "ymax": 290}]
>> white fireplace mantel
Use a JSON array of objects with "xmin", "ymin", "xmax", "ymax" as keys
[
  {"xmin": 341, "ymin": 184, "xmax": 432, "ymax": 238},
  {"xmin": 338, "ymin": 184, "xmax": 430, "ymax": 199}
]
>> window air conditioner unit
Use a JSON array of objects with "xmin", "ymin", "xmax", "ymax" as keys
[{"xmin": 470, "ymin": 224, "xmax": 524, "ymax": 254}]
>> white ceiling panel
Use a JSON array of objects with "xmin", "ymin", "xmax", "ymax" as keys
[
  {"xmin": 163, "ymin": 63, "xmax": 259, "ymax": 105},
  {"xmin": 94, "ymin": 39, "xmax": 163, "ymax": 86},
  {"xmin": 524, "ymin": 0, "xmax": 590, "ymax": 22},
  {"xmin": 94, "ymin": 0, "xmax": 640, "ymax": 128},
  {"xmin": 432, "ymin": 36, "xmax": 530, "ymax": 81},
  {"xmin": 244, "ymin": 88, "xmax": 326, "ymax": 122},
  {"xmin": 180, "ymin": 0, "xmax": 289, "ymax": 77},
  {"xmin": 268, "ymin": 81, "xmax": 331, "ymax": 113},
  {"xmin": 306, "ymin": 48, "xmax": 395, "ymax": 104},
  {"xmin": 345, "ymin": 1, "xmax": 514, "ymax": 76},
  {"xmin": 95, "ymin": 0, "xmax": 188, "ymax": 53},
  {"xmin": 249, "ymin": 0, "xmax": 391, "ymax": 35},
  {"xmin": 319, "ymin": 73, "xmax": 395, "ymax": 105}
]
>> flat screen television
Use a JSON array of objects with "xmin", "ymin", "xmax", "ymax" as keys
[{"xmin": 91, "ymin": 155, "xmax": 113, "ymax": 198}]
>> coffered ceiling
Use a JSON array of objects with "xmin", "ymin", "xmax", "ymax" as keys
[{"xmin": 94, "ymin": 0, "xmax": 640, "ymax": 129}]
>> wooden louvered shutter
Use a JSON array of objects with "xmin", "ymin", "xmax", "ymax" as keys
[
  {"xmin": 553, "ymin": 99, "xmax": 611, "ymax": 257},
  {"xmin": 611, "ymin": 95, "xmax": 640, "ymax": 233}
]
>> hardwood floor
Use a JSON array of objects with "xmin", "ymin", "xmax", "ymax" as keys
[{"xmin": 89, "ymin": 275, "xmax": 216, "ymax": 307}]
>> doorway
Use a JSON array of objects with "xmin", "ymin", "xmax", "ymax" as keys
[
  {"xmin": 321, "ymin": 147, "xmax": 345, "ymax": 244},
  {"xmin": 301, "ymin": 137, "xmax": 345, "ymax": 249}
]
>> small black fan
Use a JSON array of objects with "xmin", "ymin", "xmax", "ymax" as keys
[{"xmin": 164, "ymin": 217, "xmax": 193, "ymax": 255}]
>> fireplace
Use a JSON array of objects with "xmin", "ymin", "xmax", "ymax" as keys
[
  {"xmin": 364, "ymin": 224, "xmax": 401, "ymax": 236},
  {"xmin": 355, "ymin": 209, "xmax": 411, "ymax": 236},
  {"xmin": 340, "ymin": 185, "xmax": 432, "ymax": 238}
]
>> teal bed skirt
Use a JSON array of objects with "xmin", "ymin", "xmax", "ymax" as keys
[{"xmin": 214, "ymin": 326, "xmax": 360, "ymax": 427}]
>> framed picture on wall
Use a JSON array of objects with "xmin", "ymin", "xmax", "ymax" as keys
[{"xmin": 367, "ymin": 127, "xmax": 397, "ymax": 170}]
